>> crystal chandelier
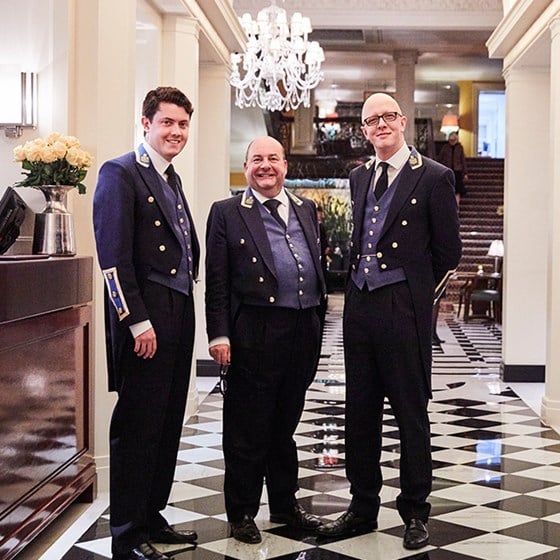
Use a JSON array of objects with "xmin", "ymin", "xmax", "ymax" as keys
[{"xmin": 230, "ymin": 0, "xmax": 325, "ymax": 112}]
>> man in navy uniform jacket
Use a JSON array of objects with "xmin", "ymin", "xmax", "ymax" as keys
[
  {"xmin": 93, "ymin": 87, "xmax": 199, "ymax": 560},
  {"xmin": 317, "ymin": 93, "xmax": 462, "ymax": 550},
  {"xmin": 205, "ymin": 136, "xmax": 326, "ymax": 544}
]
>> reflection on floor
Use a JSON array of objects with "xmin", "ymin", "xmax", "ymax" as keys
[{"xmin": 19, "ymin": 296, "xmax": 560, "ymax": 560}]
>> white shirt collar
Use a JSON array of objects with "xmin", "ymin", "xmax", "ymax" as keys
[
  {"xmin": 377, "ymin": 143, "xmax": 410, "ymax": 173},
  {"xmin": 251, "ymin": 187, "xmax": 290, "ymax": 208},
  {"xmin": 142, "ymin": 142, "xmax": 171, "ymax": 178}
]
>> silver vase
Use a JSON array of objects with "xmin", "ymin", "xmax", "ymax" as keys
[{"xmin": 32, "ymin": 185, "xmax": 76, "ymax": 256}]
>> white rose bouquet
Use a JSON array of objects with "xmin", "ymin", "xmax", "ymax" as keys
[{"xmin": 13, "ymin": 132, "xmax": 93, "ymax": 194}]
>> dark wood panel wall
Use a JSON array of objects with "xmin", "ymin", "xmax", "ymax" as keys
[{"xmin": 0, "ymin": 257, "xmax": 96, "ymax": 560}]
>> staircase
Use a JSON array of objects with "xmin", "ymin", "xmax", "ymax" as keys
[{"xmin": 446, "ymin": 157, "xmax": 504, "ymax": 302}]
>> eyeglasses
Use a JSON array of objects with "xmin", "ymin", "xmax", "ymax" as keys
[{"xmin": 362, "ymin": 112, "xmax": 401, "ymax": 128}]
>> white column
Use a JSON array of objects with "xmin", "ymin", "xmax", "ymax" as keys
[
  {"xmin": 291, "ymin": 91, "xmax": 316, "ymax": 154},
  {"xmin": 71, "ymin": 0, "xmax": 137, "ymax": 492},
  {"xmin": 196, "ymin": 63, "xmax": 232, "ymax": 373},
  {"xmin": 161, "ymin": 16, "xmax": 199, "ymax": 204},
  {"xmin": 393, "ymin": 50, "xmax": 417, "ymax": 145},
  {"xmin": 161, "ymin": 15, "xmax": 201, "ymax": 417},
  {"xmin": 501, "ymin": 66, "xmax": 549, "ymax": 381},
  {"xmin": 543, "ymin": 17, "xmax": 560, "ymax": 429}
]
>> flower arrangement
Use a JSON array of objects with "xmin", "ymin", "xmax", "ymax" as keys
[{"xmin": 13, "ymin": 132, "xmax": 93, "ymax": 194}]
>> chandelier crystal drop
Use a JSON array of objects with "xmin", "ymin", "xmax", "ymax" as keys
[{"xmin": 230, "ymin": 0, "xmax": 325, "ymax": 112}]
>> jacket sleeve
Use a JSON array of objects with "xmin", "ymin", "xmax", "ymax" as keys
[
  {"xmin": 93, "ymin": 159, "xmax": 149, "ymax": 327},
  {"xmin": 429, "ymin": 166, "xmax": 462, "ymax": 289},
  {"xmin": 205, "ymin": 202, "xmax": 231, "ymax": 341}
]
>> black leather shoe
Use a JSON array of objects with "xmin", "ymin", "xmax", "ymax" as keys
[
  {"xmin": 403, "ymin": 518, "xmax": 429, "ymax": 549},
  {"xmin": 230, "ymin": 514, "xmax": 262, "ymax": 544},
  {"xmin": 316, "ymin": 511, "xmax": 377, "ymax": 537},
  {"xmin": 270, "ymin": 503, "xmax": 322, "ymax": 530},
  {"xmin": 113, "ymin": 542, "xmax": 169, "ymax": 560},
  {"xmin": 150, "ymin": 525, "xmax": 198, "ymax": 544}
]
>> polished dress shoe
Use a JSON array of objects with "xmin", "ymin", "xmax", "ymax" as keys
[
  {"xmin": 269, "ymin": 503, "xmax": 322, "ymax": 530},
  {"xmin": 113, "ymin": 542, "xmax": 169, "ymax": 560},
  {"xmin": 316, "ymin": 510, "xmax": 377, "ymax": 537},
  {"xmin": 403, "ymin": 518, "xmax": 429, "ymax": 549},
  {"xmin": 150, "ymin": 525, "xmax": 198, "ymax": 544},
  {"xmin": 230, "ymin": 514, "xmax": 262, "ymax": 544}
]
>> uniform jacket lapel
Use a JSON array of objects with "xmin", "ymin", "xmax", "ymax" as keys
[
  {"xmin": 238, "ymin": 189, "xmax": 277, "ymax": 276},
  {"xmin": 135, "ymin": 145, "xmax": 177, "ymax": 233},
  {"xmin": 352, "ymin": 160, "xmax": 376, "ymax": 240},
  {"xmin": 381, "ymin": 148, "xmax": 425, "ymax": 238},
  {"xmin": 135, "ymin": 145, "xmax": 200, "ymax": 276},
  {"xmin": 381, "ymin": 164, "xmax": 423, "ymax": 237}
]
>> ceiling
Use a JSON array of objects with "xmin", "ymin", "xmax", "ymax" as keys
[
  {"xmin": 152, "ymin": 1, "xmax": 507, "ymax": 167},
  {"xmin": 311, "ymin": 29, "xmax": 504, "ymax": 108},
  {"xmin": 231, "ymin": 0, "xmax": 505, "ymax": 110}
]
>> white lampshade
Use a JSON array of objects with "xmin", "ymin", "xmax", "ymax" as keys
[{"xmin": 487, "ymin": 239, "xmax": 504, "ymax": 257}]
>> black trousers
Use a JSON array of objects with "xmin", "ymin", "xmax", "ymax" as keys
[
  {"xmin": 343, "ymin": 281, "xmax": 432, "ymax": 523},
  {"xmin": 223, "ymin": 305, "xmax": 321, "ymax": 522},
  {"xmin": 109, "ymin": 282, "xmax": 195, "ymax": 554}
]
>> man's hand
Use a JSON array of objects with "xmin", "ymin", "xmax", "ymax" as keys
[
  {"xmin": 210, "ymin": 344, "xmax": 230, "ymax": 365},
  {"xmin": 134, "ymin": 327, "xmax": 157, "ymax": 359}
]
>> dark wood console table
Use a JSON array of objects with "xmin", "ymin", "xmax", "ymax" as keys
[{"xmin": 0, "ymin": 256, "xmax": 96, "ymax": 560}]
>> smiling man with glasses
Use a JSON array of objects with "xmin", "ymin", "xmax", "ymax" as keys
[{"xmin": 317, "ymin": 93, "xmax": 462, "ymax": 550}]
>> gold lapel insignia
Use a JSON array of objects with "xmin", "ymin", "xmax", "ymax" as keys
[
  {"xmin": 135, "ymin": 147, "xmax": 151, "ymax": 168},
  {"xmin": 408, "ymin": 150, "xmax": 423, "ymax": 170},
  {"xmin": 241, "ymin": 190, "xmax": 254, "ymax": 208},
  {"xmin": 287, "ymin": 190, "xmax": 304, "ymax": 206}
]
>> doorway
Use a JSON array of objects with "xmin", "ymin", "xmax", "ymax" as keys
[{"xmin": 478, "ymin": 90, "xmax": 505, "ymax": 158}]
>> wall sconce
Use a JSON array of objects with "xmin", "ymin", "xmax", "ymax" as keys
[
  {"xmin": 487, "ymin": 239, "xmax": 504, "ymax": 274},
  {"xmin": 0, "ymin": 70, "xmax": 37, "ymax": 138},
  {"xmin": 440, "ymin": 114, "xmax": 459, "ymax": 137}
]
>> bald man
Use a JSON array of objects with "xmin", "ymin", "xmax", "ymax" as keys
[
  {"xmin": 317, "ymin": 94, "xmax": 461, "ymax": 550},
  {"xmin": 205, "ymin": 136, "xmax": 327, "ymax": 544}
]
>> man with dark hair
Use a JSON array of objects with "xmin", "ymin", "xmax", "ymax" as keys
[{"xmin": 94, "ymin": 86, "xmax": 199, "ymax": 560}]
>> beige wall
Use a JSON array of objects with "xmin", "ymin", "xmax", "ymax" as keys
[{"xmin": 1, "ymin": 0, "xmax": 242, "ymax": 493}]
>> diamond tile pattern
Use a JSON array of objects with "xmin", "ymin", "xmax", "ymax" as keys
[{"xmin": 27, "ymin": 296, "xmax": 560, "ymax": 560}]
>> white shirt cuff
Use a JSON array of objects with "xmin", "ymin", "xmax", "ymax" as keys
[
  {"xmin": 209, "ymin": 336, "xmax": 230, "ymax": 348},
  {"xmin": 130, "ymin": 320, "xmax": 152, "ymax": 338}
]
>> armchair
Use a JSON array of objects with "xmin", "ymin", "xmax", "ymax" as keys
[{"xmin": 463, "ymin": 274, "xmax": 502, "ymax": 323}]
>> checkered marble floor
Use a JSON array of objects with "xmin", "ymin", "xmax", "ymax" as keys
[{"xmin": 33, "ymin": 296, "xmax": 560, "ymax": 560}]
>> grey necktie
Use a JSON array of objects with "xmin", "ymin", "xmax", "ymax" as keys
[
  {"xmin": 375, "ymin": 161, "xmax": 390, "ymax": 199},
  {"xmin": 263, "ymin": 199, "xmax": 286, "ymax": 230}
]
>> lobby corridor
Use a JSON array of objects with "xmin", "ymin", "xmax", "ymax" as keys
[{"xmin": 21, "ymin": 296, "xmax": 560, "ymax": 560}]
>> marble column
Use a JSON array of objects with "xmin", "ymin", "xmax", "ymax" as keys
[
  {"xmin": 291, "ymin": 91, "xmax": 316, "ymax": 154},
  {"xmin": 162, "ymin": 16, "xmax": 200, "ymax": 204},
  {"xmin": 196, "ymin": 63, "xmax": 232, "ymax": 375},
  {"xmin": 72, "ymin": 0, "xmax": 137, "ymax": 491},
  {"xmin": 394, "ymin": 50, "xmax": 417, "ymax": 145},
  {"xmin": 500, "ymin": 66, "xmax": 548, "ymax": 388},
  {"xmin": 161, "ymin": 15, "xmax": 201, "ymax": 418},
  {"xmin": 543, "ymin": 17, "xmax": 560, "ymax": 430}
]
